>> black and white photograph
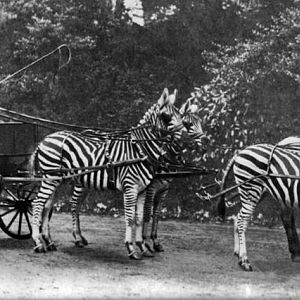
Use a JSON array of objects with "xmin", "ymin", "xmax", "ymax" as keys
[{"xmin": 0, "ymin": 0, "xmax": 300, "ymax": 299}]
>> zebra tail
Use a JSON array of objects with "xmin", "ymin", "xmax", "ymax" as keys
[
  {"xmin": 216, "ymin": 151, "xmax": 239, "ymax": 221},
  {"xmin": 28, "ymin": 147, "xmax": 39, "ymax": 176}
]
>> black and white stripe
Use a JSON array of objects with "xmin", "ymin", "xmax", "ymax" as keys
[
  {"xmin": 142, "ymin": 97, "xmax": 209, "ymax": 252},
  {"xmin": 30, "ymin": 89, "xmax": 188, "ymax": 259},
  {"xmin": 218, "ymin": 138, "xmax": 300, "ymax": 271}
]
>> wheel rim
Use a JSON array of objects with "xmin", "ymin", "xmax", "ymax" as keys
[{"xmin": 0, "ymin": 183, "xmax": 38, "ymax": 239}]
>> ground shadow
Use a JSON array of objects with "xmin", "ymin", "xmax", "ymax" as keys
[
  {"xmin": 60, "ymin": 244, "xmax": 142, "ymax": 265},
  {"xmin": 0, "ymin": 237, "xmax": 32, "ymax": 250},
  {"xmin": 254, "ymin": 258, "xmax": 300, "ymax": 278}
]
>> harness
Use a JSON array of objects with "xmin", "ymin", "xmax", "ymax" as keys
[
  {"xmin": 198, "ymin": 142, "xmax": 299, "ymax": 202},
  {"xmin": 35, "ymin": 105, "xmax": 185, "ymax": 188},
  {"xmin": 104, "ymin": 139, "xmax": 116, "ymax": 189},
  {"xmin": 266, "ymin": 143, "xmax": 278, "ymax": 176}
]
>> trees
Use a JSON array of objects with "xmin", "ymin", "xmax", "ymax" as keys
[
  {"xmin": 0, "ymin": 0, "xmax": 155, "ymax": 127},
  {"xmin": 0, "ymin": 0, "xmax": 247, "ymax": 127},
  {"xmin": 202, "ymin": 2, "xmax": 300, "ymax": 155}
]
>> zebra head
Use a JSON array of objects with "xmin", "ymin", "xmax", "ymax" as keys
[
  {"xmin": 179, "ymin": 97, "xmax": 210, "ymax": 153},
  {"xmin": 139, "ymin": 88, "xmax": 185, "ymax": 142}
]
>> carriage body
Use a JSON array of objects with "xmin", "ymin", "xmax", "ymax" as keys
[
  {"xmin": 0, "ymin": 122, "xmax": 51, "ymax": 176},
  {"xmin": 0, "ymin": 122, "xmax": 52, "ymax": 239}
]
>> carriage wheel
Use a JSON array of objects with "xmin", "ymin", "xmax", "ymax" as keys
[{"xmin": 0, "ymin": 182, "xmax": 39, "ymax": 239}]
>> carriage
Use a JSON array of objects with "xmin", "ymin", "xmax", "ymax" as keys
[{"xmin": 0, "ymin": 121, "xmax": 51, "ymax": 239}]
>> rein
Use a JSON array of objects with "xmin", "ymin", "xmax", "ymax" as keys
[
  {"xmin": 198, "ymin": 143, "xmax": 300, "ymax": 202},
  {"xmin": 81, "ymin": 124, "xmax": 176, "ymax": 143},
  {"xmin": 198, "ymin": 170, "xmax": 300, "ymax": 202},
  {"xmin": 3, "ymin": 156, "xmax": 149, "ymax": 184}
]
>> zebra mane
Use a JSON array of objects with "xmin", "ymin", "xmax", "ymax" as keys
[{"xmin": 138, "ymin": 103, "xmax": 160, "ymax": 126}]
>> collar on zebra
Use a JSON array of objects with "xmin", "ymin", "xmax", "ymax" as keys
[
  {"xmin": 266, "ymin": 143, "xmax": 279, "ymax": 175},
  {"xmin": 137, "ymin": 139, "xmax": 187, "ymax": 171},
  {"xmin": 129, "ymin": 123, "xmax": 180, "ymax": 143},
  {"xmin": 81, "ymin": 124, "xmax": 173, "ymax": 143}
]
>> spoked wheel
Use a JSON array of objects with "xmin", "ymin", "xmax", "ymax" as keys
[{"xmin": 0, "ymin": 182, "xmax": 39, "ymax": 239}]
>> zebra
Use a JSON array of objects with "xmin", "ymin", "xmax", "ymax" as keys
[
  {"xmin": 142, "ymin": 97, "xmax": 208, "ymax": 252},
  {"xmin": 68, "ymin": 92, "xmax": 208, "ymax": 253},
  {"xmin": 68, "ymin": 95, "xmax": 208, "ymax": 255},
  {"xmin": 217, "ymin": 137, "xmax": 300, "ymax": 271},
  {"xmin": 66, "ymin": 90, "xmax": 208, "ymax": 252},
  {"xmin": 30, "ymin": 88, "xmax": 208, "ymax": 259}
]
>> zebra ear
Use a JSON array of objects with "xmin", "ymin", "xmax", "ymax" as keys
[
  {"xmin": 181, "ymin": 97, "xmax": 200, "ymax": 114},
  {"xmin": 158, "ymin": 88, "xmax": 169, "ymax": 107},
  {"xmin": 179, "ymin": 102, "xmax": 186, "ymax": 115},
  {"xmin": 189, "ymin": 104, "xmax": 199, "ymax": 113},
  {"xmin": 189, "ymin": 98, "xmax": 200, "ymax": 113},
  {"xmin": 168, "ymin": 89, "xmax": 177, "ymax": 105},
  {"xmin": 179, "ymin": 97, "xmax": 191, "ymax": 114}
]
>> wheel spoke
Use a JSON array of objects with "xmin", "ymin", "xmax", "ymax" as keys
[
  {"xmin": 6, "ymin": 211, "xmax": 19, "ymax": 230},
  {"xmin": 18, "ymin": 212, "xmax": 23, "ymax": 235},
  {"xmin": 0, "ymin": 201, "xmax": 16, "ymax": 208},
  {"xmin": 24, "ymin": 187, "xmax": 38, "ymax": 201},
  {"xmin": 3, "ymin": 188, "xmax": 19, "ymax": 202},
  {"xmin": 0, "ymin": 207, "xmax": 17, "ymax": 218},
  {"xmin": 0, "ymin": 183, "xmax": 38, "ymax": 239}
]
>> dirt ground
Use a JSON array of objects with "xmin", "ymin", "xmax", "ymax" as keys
[{"xmin": 0, "ymin": 213, "xmax": 300, "ymax": 299}]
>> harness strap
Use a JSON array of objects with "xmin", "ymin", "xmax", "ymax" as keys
[
  {"xmin": 266, "ymin": 143, "xmax": 279, "ymax": 175},
  {"xmin": 59, "ymin": 131, "xmax": 75, "ymax": 176},
  {"xmin": 104, "ymin": 139, "xmax": 117, "ymax": 189}
]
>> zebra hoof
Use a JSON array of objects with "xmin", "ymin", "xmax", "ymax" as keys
[
  {"xmin": 153, "ymin": 243, "xmax": 164, "ymax": 252},
  {"xmin": 81, "ymin": 237, "xmax": 88, "ymax": 246},
  {"xmin": 291, "ymin": 254, "xmax": 300, "ymax": 262},
  {"xmin": 142, "ymin": 249, "xmax": 154, "ymax": 258},
  {"xmin": 75, "ymin": 240, "xmax": 86, "ymax": 248},
  {"xmin": 128, "ymin": 251, "xmax": 143, "ymax": 260},
  {"xmin": 145, "ymin": 242, "xmax": 154, "ymax": 253},
  {"xmin": 239, "ymin": 259, "xmax": 253, "ymax": 272},
  {"xmin": 33, "ymin": 244, "xmax": 46, "ymax": 253},
  {"xmin": 47, "ymin": 242, "xmax": 57, "ymax": 251},
  {"xmin": 73, "ymin": 233, "xmax": 88, "ymax": 246}
]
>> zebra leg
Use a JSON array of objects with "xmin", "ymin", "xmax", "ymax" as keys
[
  {"xmin": 236, "ymin": 207, "xmax": 255, "ymax": 272},
  {"xmin": 235, "ymin": 184, "xmax": 263, "ymax": 271},
  {"xmin": 136, "ymin": 190, "xmax": 154, "ymax": 258},
  {"xmin": 41, "ymin": 194, "xmax": 57, "ymax": 251},
  {"xmin": 142, "ymin": 185, "xmax": 155, "ymax": 253},
  {"xmin": 123, "ymin": 189, "xmax": 142, "ymax": 260},
  {"xmin": 151, "ymin": 187, "xmax": 168, "ymax": 252},
  {"xmin": 236, "ymin": 188, "xmax": 259, "ymax": 271},
  {"xmin": 280, "ymin": 207, "xmax": 300, "ymax": 262},
  {"xmin": 233, "ymin": 216, "xmax": 240, "ymax": 256},
  {"xmin": 70, "ymin": 185, "xmax": 88, "ymax": 247},
  {"xmin": 32, "ymin": 180, "xmax": 59, "ymax": 253}
]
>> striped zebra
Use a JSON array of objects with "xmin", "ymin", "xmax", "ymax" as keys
[
  {"xmin": 142, "ymin": 97, "xmax": 208, "ymax": 252},
  {"xmin": 30, "ymin": 89, "xmax": 208, "ymax": 259},
  {"xmin": 69, "ymin": 94, "xmax": 208, "ymax": 255},
  {"xmin": 67, "ymin": 92, "xmax": 208, "ymax": 255},
  {"xmin": 217, "ymin": 137, "xmax": 300, "ymax": 271}
]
